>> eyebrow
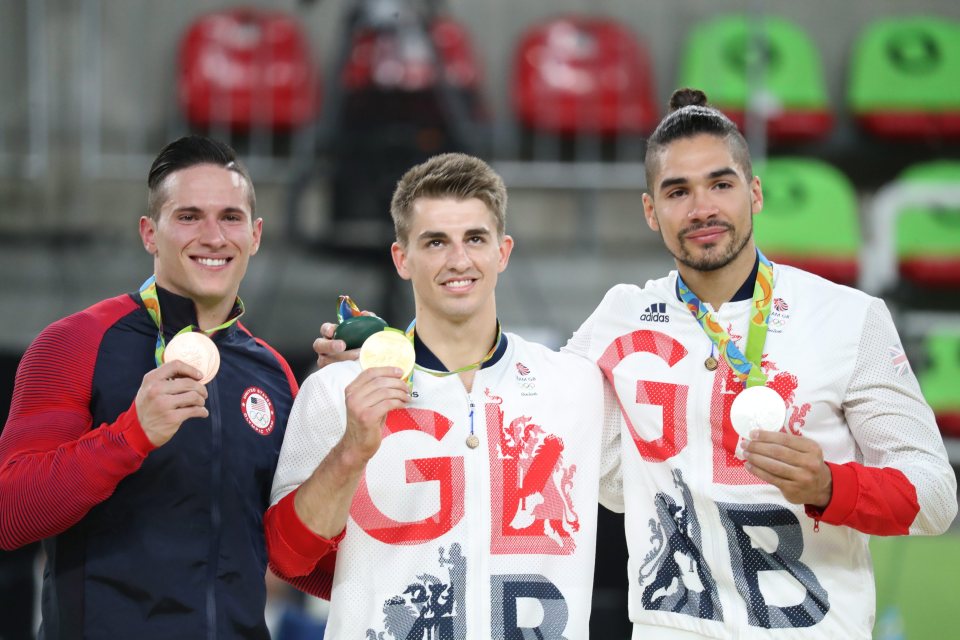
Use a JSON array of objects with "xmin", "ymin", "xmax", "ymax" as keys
[
  {"xmin": 658, "ymin": 167, "xmax": 739, "ymax": 192},
  {"xmin": 172, "ymin": 205, "xmax": 248, "ymax": 216},
  {"xmin": 416, "ymin": 227, "xmax": 492, "ymax": 242}
]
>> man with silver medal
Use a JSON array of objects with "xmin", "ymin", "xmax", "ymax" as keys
[{"xmin": 564, "ymin": 88, "xmax": 957, "ymax": 639}]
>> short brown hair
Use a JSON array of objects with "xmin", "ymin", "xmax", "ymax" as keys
[{"xmin": 390, "ymin": 153, "xmax": 507, "ymax": 246}]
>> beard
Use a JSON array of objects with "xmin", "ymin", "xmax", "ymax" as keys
[{"xmin": 666, "ymin": 217, "xmax": 754, "ymax": 272}]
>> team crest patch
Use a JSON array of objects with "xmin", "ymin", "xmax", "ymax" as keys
[
  {"xmin": 768, "ymin": 297, "xmax": 791, "ymax": 333},
  {"xmin": 515, "ymin": 361, "xmax": 537, "ymax": 396},
  {"xmin": 241, "ymin": 387, "xmax": 275, "ymax": 435}
]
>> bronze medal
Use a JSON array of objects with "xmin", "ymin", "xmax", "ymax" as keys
[
  {"xmin": 704, "ymin": 355, "xmax": 718, "ymax": 371},
  {"xmin": 163, "ymin": 332, "xmax": 220, "ymax": 384}
]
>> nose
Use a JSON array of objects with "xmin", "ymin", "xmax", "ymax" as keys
[
  {"xmin": 446, "ymin": 241, "xmax": 472, "ymax": 271},
  {"xmin": 198, "ymin": 216, "xmax": 227, "ymax": 247},
  {"xmin": 687, "ymin": 191, "xmax": 720, "ymax": 220}
]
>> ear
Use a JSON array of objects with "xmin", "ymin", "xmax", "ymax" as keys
[
  {"xmin": 250, "ymin": 217, "xmax": 263, "ymax": 256},
  {"xmin": 391, "ymin": 242, "xmax": 411, "ymax": 280},
  {"xmin": 750, "ymin": 176, "xmax": 764, "ymax": 216},
  {"xmin": 139, "ymin": 216, "xmax": 158, "ymax": 255},
  {"xmin": 497, "ymin": 234, "xmax": 514, "ymax": 273},
  {"xmin": 642, "ymin": 193, "xmax": 659, "ymax": 232}
]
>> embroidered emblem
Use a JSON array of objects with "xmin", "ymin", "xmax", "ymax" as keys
[{"xmin": 241, "ymin": 387, "xmax": 275, "ymax": 435}]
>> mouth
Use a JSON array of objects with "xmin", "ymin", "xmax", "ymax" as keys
[
  {"xmin": 683, "ymin": 225, "xmax": 730, "ymax": 244},
  {"xmin": 193, "ymin": 256, "xmax": 231, "ymax": 268},
  {"xmin": 441, "ymin": 277, "xmax": 477, "ymax": 292}
]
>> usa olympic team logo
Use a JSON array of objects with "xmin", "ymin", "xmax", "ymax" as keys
[{"xmin": 241, "ymin": 387, "xmax": 275, "ymax": 435}]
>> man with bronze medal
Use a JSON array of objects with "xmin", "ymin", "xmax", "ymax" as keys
[
  {"xmin": 565, "ymin": 89, "xmax": 957, "ymax": 638},
  {"xmin": 266, "ymin": 154, "xmax": 610, "ymax": 638},
  {"xmin": 0, "ymin": 136, "xmax": 305, "ymax": 638}
]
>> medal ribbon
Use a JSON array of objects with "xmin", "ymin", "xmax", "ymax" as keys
[
  {"xmin": 337, "ymin": 295, "xmax": 362, "ymax": 323},
  {"xmin": 676, "ymin": 251, "xmax": 774, "ymax": 388},
  {"xmin": 404, "ymin": 319, "xmax": 502, "ymax": 378},
  {"xmin": 138, "ymin": 275, "xmax": 245, "ymax": 367}
]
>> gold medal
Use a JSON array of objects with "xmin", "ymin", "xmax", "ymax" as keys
[
  {"xmin": 163, "ymin": 332, "xmax": 220, "ymax": 384},
  {"xmin": 359, "ymin": 329, "xmax": 416, "ymax": 380},
  {"xmin": 704, "ymin": 355, "xmax": 718, "ymax": 371},
  {"xmin": 465, "ymin": 434, "xmax": 480, "ymax": 449}
]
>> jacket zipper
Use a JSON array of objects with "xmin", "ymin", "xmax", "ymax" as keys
[{"xmin": 206, "ymin": 378, "xmax": 223, "ymax": 640}]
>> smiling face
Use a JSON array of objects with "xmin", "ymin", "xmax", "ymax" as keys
[
  {"xmin": 139, "ymin": 164, "xmax": 262, "ymax": 321},
  {"xmin": 643, "ymin": 133, "xmax": 762, "ymax": 275},
  {"xmin": 391, "ymin": 197, "xmax": 513, "ymax": 327}
]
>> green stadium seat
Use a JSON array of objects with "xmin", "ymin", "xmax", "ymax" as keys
[
  {"xmin": 753, "ymin": 158, "xmax": 859, "ymax": 284},
  {"xmin": 894, "ymin": 161, "xmax": 960, "ymax": 287},
  {"xmin": 872, "ymin": 535, "xmax": 960, "ymax": 638},
  {"xmin": 848, "ymin": 17, "xmax": 960, "ymax": 140},
  {"xmin": 917, "ymin": 329, "xmax": 960, "ymax": 438},
  {"xmin": 678, "ymin": 16, "xmax": 833, "ymax": 143}
]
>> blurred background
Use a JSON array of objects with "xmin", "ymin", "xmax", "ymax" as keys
[{"xmin": 1, "ymin": 0, "xmax": 959, "ymax": 638}]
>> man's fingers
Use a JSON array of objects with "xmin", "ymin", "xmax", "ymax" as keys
[
  {"xmin": 743, "ymin": 440, "xmax": 806, "ymax": 467},
  {"xmin": 173, "ymin": 405, "xmax": 210, "ymax": 422},
  {"xmin": 145, "ymin": 376, "xmax": 207, "ymax": 401},
  {"xmin": 743, "ymin": 451, "xmax": 797, "ymax": 482},
  {"xmin": 320, "ymin": 322, "xmax": 339, "ymax": 340},
  {"xmin": 747, "ymin": 429, "xmax": 818, "ymax": 452},
  {"xmin": 314, "ymin": 337, "xmax": 346, "ymax": 356},
  {"xmin": 744, "ymin": 462, "xmax": 781, "ymax": 487},
  {"xmin": 154, "ymin": 360, "xmax": 205, "ymax": 382},
  {"xmin": 168, "ymin": 388, "xmax": 209, "ymax": 410},
  {"xmin": 313, "ymin": 334, "xmax": 362, "ymax": 369},
  {"xmin": 345, "ymin": 377, "xmax": 410, "ymax": 411}
]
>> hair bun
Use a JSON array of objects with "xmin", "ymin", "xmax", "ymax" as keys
[{"xmin": 668, "ymin": 88, "xmax": 709, "ymax": 112}]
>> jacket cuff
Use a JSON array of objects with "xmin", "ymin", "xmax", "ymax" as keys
[
  {"xmin": 275, "ymin": 489, "xmax": 346, "ymax": 558},
  {"xmin": 806, "ymin": 461, "xmax": 857, "ymax": 525},
  {"xmin": 119, "ymin": 402, "xmax": 157, "ymax": 457}
]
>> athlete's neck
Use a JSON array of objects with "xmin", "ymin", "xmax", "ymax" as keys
[
  {"xmin": 194, "ymin": 301, "xmax": 237, "ymax": 332},
  {"xmin": 413, "ymin": 305, "xmax": 499, "ymax": 373},
  {"xmin": 677, "ymin": 241, "xmax": 758, "ymax": 309}
]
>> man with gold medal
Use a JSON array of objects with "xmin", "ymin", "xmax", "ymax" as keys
[
  {"xmin": 266, "ymin": 154, "xmax": 610, "ymax": 638},
  {"xmin": 565, "ymin": 89, "xmax": 957, "ymax": 639},
  {"xmin": 0, "ymin": 136, "xmax": 303, "ymax": 639}
]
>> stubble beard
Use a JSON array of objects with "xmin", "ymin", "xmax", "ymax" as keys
[{"xmin": 665, "ymin": 217, "xmax": 754, "ymax": 273}]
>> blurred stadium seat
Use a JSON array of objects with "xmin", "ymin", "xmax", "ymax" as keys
[
  {"xmin": 893, "ymin": 161, "xmax": 960, "ymax": 288},
  {"xmin": 753, "ymin": 157, "xmax": 860, "ymax": 284},
  {"xmin": 872, "ymin": 532, "xmax": 960, "ymax": 638},
  {"xmin": 511, "ymin": 15, "xmax": 658, "ymax": 136},
  {"xmin": 678, "ymin": 16, "xmax": 833, "ymax": 143},
  {"xmin": 918, "ymin": 329, "xmax": 960, "ymax": 438},
  {"xmin": 848, "ymin": 16, "xmax": 960, "ymax": 141},
  {"xmin": 178, "ymin": 8, "xmax": 320, "ymax": 130}
]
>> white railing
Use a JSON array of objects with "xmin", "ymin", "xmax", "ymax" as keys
[{"xmin": 859, "ymin": 182, "xmax": 960, "ymax": 297}]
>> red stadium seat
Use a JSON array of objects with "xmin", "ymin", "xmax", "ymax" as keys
[
  {"xmin": 341, "ymin": 16, "xmax": 482, "ymax": 93},
  {"xmin": 512, "ymin": 16, "xmax": 658, "ymax": 136},
  {"xmin": 178, "ymin": 8, "xmax": 320, "ymax": 130}
]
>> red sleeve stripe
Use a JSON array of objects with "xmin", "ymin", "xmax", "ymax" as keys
[{"xmin": 237, "ymin": 323, "xmax": 299, "ymax": 397}]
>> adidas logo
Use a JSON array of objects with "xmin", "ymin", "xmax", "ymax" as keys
[{"xmin": 640, "ymin": 303, "xmax": 670, "ymax": 323}]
